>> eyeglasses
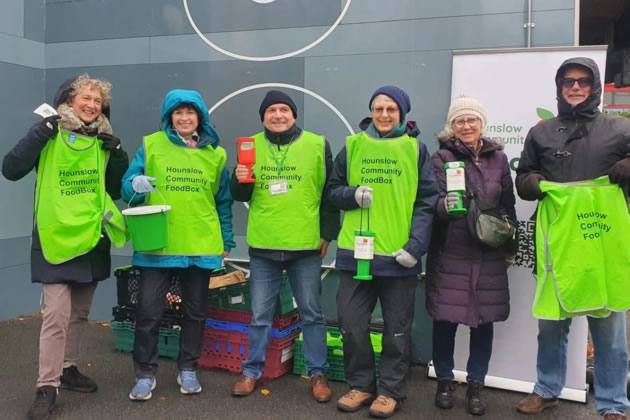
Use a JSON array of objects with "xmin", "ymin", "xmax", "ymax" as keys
[
  {"xmin": 560, "ymin": 77, "xmax": 592, "ymax": 88},
  {"xmin": 453, "ymin": 118, "xmax": 480, "ymax": 128}
]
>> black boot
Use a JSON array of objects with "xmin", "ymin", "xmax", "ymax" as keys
[
  {"xmin": 26, "ymin": 386, "xmax": 57, "ymax": 420},
  {"xmin": 434, "ymin": 381, "xmax": 455, "ymax": 409},
  {"xmin": 466, "ymin": 382, "xmax": 487, "ymax": 416},
  {"xmin": 60, "ymin": 365, "xmax": 98, "ymax": 393}
]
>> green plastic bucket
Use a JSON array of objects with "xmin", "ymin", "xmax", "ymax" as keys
[{"xmin": 122, "ymin": 205, "xmax": 171, "ymax": 251}]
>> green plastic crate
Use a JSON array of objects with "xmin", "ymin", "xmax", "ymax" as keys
[
  {"xmin": 293, "ymin": 327, "xmax": 382, "ymax": 381},
  {"xmin": 111, "ymin": 321, "xmax": 180, "ymax": 359},
  {"xmin": 207, "ymin": 274, "xmax": 296, "ymax": 316}
]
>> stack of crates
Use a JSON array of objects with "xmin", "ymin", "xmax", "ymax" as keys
[
  {"xmin": 293, "ymin": 326, "xmax": 383, "ymax": 381},
  {"xmin": 111, "ymin": 266, "xmax": 182, "ymax": 358},
  {"xmin": 200, "ymin": 271, "xmax": 301, "ymax": 379}
]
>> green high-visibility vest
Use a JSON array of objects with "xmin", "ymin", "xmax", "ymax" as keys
[
  {"xmin": 532, "ymin": 178, "xmax": 630, "ymax": 320},
  {"xmin": 35, "ymin": 130, "xmax": 127, "ymax": 264},
  {"xmin": 143, "ymin": 131, "xmax": 225, "ymax": 256},
  {"xmin": 247, "ymin": 130, "xmax": 325, "ymax": 250},
  {"xmin": 337, "ymin": 132, "xmax": 419, "ymax": 255}
]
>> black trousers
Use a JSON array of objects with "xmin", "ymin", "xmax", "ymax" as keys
[
  {"xmin": 432, "ymin": 320, "xmax": 494, "ymax": 385},
  {"xmin": 133, "ymin": 266, "xmax": 210, "ymax": 378},
  {"xmin": 336, "ymin": 270, "xmax": 418, "ymax": 401}
]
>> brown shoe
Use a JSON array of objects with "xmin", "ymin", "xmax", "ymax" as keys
[
  {"xmin": 516, "ymin": 393, "xmax": 558, "ymax": 414},
  {"xmin": 231, "ymin": 375, "xmax": 260, "ymax": 396},
  {"xmin": 369, "ymin": 395, "xmax": 399, "ymax": 418},
  {"xmin": 603, "ymin": 413, "xmax": 627, "ymax": 420},
  {"xmin": 337, "ymin": 389, "xmax": 374, "ymax": 412},
  {"xmin": 311, "ymin": 375, "xmax": 332, "ymax": 402}
]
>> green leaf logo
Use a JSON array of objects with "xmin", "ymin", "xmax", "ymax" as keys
[{"xmin": 536, "ymin": 107, "xmax": 555, "ymax": 120}]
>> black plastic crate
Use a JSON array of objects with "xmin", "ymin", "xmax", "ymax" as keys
[
  {"xmin": 112, "ymin": 305, "xmax": 183, "ymax": 329},
  {"xmin": 115, "ymin": 266, "xmax": 183, "ymax": 312}
]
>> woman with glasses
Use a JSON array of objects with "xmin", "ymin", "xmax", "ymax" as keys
[{"xmin": 425, "ymin": 96, "xmax": 517, "ymax": 416}]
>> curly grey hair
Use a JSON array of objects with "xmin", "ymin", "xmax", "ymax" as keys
[{"xmin": 68, "ymin": 74, "xmax": 112, "ymax": 107}]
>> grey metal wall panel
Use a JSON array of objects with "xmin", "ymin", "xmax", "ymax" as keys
[
  {"xmin": 151, "ymin": 26, "xmax": 343, "ymax": 63},
  {"xmin": 343, "ymin": 0, "xmax": 574, "ymax": 23},
  {"xmin": 43, "ymin": 0, "xmax": 341, "ymax": 42},
  {"xmin": 531, "ymin": 9, "xmax": 575, "ymax": 47},
  {"xmin": 45, "ymin": 37, "xmax": 151, "ymax": 69},
  {"xmin": 44, "ymin": 0, "xmax": 154, "ymax": 43},
  {"xmin": 0, "ymin": 0, "xmax": 24, "ymax": 37},
  {"xmin": 0, "ymin": 33, "xmax": 45, "ymax": 68},
  {"xmin": 42, "ymin": 9, "xmax": 574, "ymax": 70},
  {"xmin": 24, "ymin": 0, "xmax": 46, "ymax": 42},
  {"xmin": 0, "ymin": 62, "xmax": 44, "ymax": 239},
  {"xmin": 152, "ymin": 0, "xmax": 342, "ymax": 36},
  {"xmin": 0, "ymin": 237, "xmax": 31, "ymax": 268},
  {"xmin": 0, "ymin": 264, "xmax": 41, "ymax": 321}
]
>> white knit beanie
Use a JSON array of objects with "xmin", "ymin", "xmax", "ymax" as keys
[{"xmin": 446, "ymin": 96, "xmax": 487, "ymax": 129}]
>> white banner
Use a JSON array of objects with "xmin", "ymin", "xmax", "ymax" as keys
[{"xmin": 430, "ymin": 47, "xmax": 607, "ymax": 402}]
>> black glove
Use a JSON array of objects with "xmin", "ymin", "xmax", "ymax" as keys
[
  {"xmin": 33, "ymin": 115, "xmax": 61, "ymax": 142},
  {"xmin": 519, "ymin": 173, "xmax": 545, "ymax": 200},
  {"xmin": 608, "ymin": 157, "xmax": 630, "ymax": 185},
  {"xmin": 97, "ymin": 133, "xmax": 122, "ymax": 152}
]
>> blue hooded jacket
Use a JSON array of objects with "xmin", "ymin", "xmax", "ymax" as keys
[{"xmin": 121, "ymin": 89, "xmax": 235, "ymax": 269}]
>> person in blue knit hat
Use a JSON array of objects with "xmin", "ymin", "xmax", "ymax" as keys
[{"xmin": 328, "ymin": 86, "xmax": 439, "ymax": 418}]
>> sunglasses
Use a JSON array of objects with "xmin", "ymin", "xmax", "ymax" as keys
[{"xmin": 560, "ymin": 77, "xmax": 592, "ymax": 88}]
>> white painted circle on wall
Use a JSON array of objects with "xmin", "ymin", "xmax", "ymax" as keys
[
  {"xmin": 209, "ymin": 82, "xmax": 355, "ymax": 135},
  {"xmin": 183, "ymin": 0, "xmax": 352, "ymax": 62}
]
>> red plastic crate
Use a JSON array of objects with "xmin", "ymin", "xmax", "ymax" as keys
[
  {"xmin": 205, "ymin": 307, "xmax": 300, "ymax": 331},
  {"xmin": 199, "ymin": 328, "xmax": 298, "ymax": 379}
]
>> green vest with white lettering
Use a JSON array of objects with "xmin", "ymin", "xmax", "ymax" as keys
[
  {"xmin": 532, "ymin": 178, "xmax": 630, "ymax": 320},
  {"xmin": 35, "ymin": 129, "xmax": 128, "ymax": 264},
  {"xmin": 247, "ymin": 130, "xmax": 325, "ymax": 250},
  {"xmin": 337, "ymin": 132, "xmax": 419, "ymax": 255},
  {"xmin": 143, "ymin": 131, "xmax": 225, "ymax": 256}
]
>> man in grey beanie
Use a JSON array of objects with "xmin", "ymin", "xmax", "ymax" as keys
[{"xmin": 327, "ymin": 86, "xmax": 438, "ymax": 418}]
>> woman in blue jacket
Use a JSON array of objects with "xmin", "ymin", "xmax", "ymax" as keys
[{"xmin": 121, "ymin": 89, "xmax": 234, "ymax": 401}]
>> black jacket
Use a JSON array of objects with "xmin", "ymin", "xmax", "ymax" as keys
[
  {"xmin": 229, "ymin": 124, "xmax": 340, "ymax": 261},
  {"xmin": 516, "ymin": 57, "xmax": 630, "ymax": 200},
  {"xmin": 327, "ymin": 120, "xmax": 439, "ymax": 277},
  {"xmin": 1, "ymin": 78, "xmax": 129, "ymax": 284}
]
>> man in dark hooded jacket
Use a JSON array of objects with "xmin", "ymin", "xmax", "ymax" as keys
[{"xmin": 516, "ymin": 58, "xmax": 630, "ymax": 419}]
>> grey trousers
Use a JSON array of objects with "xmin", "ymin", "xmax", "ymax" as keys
[
  {"xmin": 336, "ymin": 271, "xmax": 417, "ymax": 401},
  {"xmin": 37, "ymin": 282, "xmax": 97, "ymax": 388}
]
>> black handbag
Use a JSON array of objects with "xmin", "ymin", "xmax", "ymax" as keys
[{"xmin": 466, "ymin": 193, "xmax": 516, "ymax": 248}]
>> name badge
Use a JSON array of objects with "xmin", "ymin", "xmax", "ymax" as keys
[
  {"xmin": 269, "ymin": 181, "xmax": 288, "ymax": 196},
  {"xmin": 68, "ymin": 133, "xmax": 77, "ymax": 144}
]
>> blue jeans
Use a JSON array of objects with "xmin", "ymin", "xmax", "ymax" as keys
[
  {"xmin": 534, "ymin": 312, "xmax": 629, "ymax": 415},
  {"xmin": 242, "ymin": 255, "xmax": 328, "ymax": 379}
]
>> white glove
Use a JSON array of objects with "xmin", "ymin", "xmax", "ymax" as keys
[
  {"xmin": 444, "ymin": 192, "xmax": 460, "ymax": 211},
  {"xmin": 354, "ymin": 186, "xmax": 373, "ymax": 208},
  {"xmin": 393, "ymin": 249, "xmax": 417, "ymax": 268},
  {"xmin": 132, "ymin": 175, "xmax": 156, "ymax": 193}
]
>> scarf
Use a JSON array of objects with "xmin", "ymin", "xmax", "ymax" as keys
[{"xmin": 57, "ymin": 103, "xmax": 113, "ymax": 136}]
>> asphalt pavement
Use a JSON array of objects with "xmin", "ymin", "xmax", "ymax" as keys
[{"xmin": 0, "ymin": 315, "xmax": 600, "ymax": 420}]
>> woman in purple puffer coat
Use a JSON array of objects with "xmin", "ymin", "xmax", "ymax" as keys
[{"xmin": 426, "ymin": 96, "xmax": 517, "ymax": 416}]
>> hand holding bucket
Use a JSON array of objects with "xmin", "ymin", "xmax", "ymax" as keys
[{"xmin": 122, "ymin": 186, "xmax": 170, "ymax": 252}]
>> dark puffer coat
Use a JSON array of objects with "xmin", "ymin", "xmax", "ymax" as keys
[
  {"xmin": 1, "ymin": 78, "xmax": 129, "ymax": 284},
  {"xmin": 425, "ymin": 137, "xmax": 516, "ymax": 327}
]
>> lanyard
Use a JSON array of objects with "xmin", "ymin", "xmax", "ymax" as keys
[{"xmin": 266, "ymin": 140, "xmax": 292, "ymax": 178}]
